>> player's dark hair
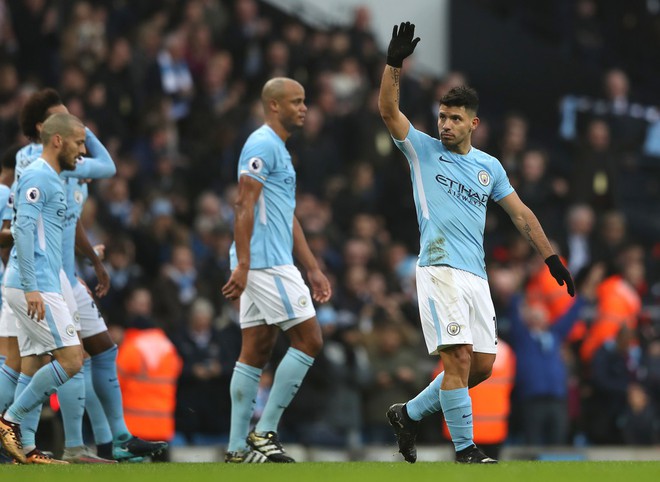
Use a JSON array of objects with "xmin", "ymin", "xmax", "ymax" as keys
[
  {"xmin": 19, "ymin": 88, "xmax": 63, "ymax": 141},
  {"xmin": 439, "ymin": 86, "xmax": 479, "ymax": 114},
  {"xmin": 1, "ymin": 143, "xmax": 20, "ymax": 171}
]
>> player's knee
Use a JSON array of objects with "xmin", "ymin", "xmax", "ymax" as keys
[
  {"xmin": 468, "ymin": 367, "xmax": 492, "ymax": 388},
  {"xmin": 57, "ymin": 346, "xmax": 84, "ymax": 377},
  {"xmin": 301, "ymin": 334, "xmax": 323, "ymax": 357},
  {"xmin": 238, "ymin": 347, "xmax": 272, "ymax": 369},
  {"xmin": 444, "ymin": 345, "xmax": 472, "ymax": 365}
]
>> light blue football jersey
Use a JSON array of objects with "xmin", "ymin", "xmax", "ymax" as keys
[
  {"xmin": 4, "ymin": 159, "xmax": 67, "ymax": 293},
  {"xmin": 393, "ymin": 124, "xmax": 514, "ymax": 279},
  {"xmin": 62, "ymin": 179, "xmax": 88, "ymax": 285},
  {"xmin": 0, "ymin": 183, "xmax": 10, "ymax": 301},
  {"xmin": 15, "ymin": 143, "xmax": 44, "ymax": 179},
  {"xmin": 229, "ymin": 125, "xmax": 296, "ymax": 269},
  {"xmin": 9, "ymin": 130, "xmax": 114, "ymax": 287}
]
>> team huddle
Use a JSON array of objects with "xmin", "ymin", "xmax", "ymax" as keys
[
  {"xmin": 1, "ymin": 20, "xmax": 575, "ymax": 466},
  {"xmin": 0, "ymin": 89, "xmax": 167, "ymax": 464}
]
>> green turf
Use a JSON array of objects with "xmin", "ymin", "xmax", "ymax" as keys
[{"xmin": 2, "ymin": 461, "xmax": 660, "ymax": 482}]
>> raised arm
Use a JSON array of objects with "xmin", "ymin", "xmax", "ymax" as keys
[
  {"xmin": 378, "ymin": 22, "xmax": 420, "ymax": 141},
  {"xmin": 221, "ymin": 175, "xmax": 262, "ymax": 301},
  {"xmin": 497, "ymin": 191, "xmax": 575, "ymax": 296},
  {"xmin": 64, "ymin": 127, "xmax": 116, "ymax": 180}
]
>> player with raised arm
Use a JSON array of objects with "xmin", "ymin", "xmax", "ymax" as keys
[
  {"xmin": 378, "ymin": 22, "xmax": 574, "ymax": 464},
  {"xmin": 222, "ymin": 77, "xmax": 332, "ymax": 463}
]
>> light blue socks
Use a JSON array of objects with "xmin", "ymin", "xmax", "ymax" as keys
[
  {"xmin": 406, "ymin": 371, "xmax": 444, "ymax": 421},
  {"xmin": 6, "ymin": 361, "xmax": 69, "ymax": 422},
  {"xmin": 12, "ymin": 374, "xmax": 39, "ymax": 451},
  {"xmin": 255, "ymin": 347, "xmax": 314, "ymax": 434},
  {"xmin": 83, "ymin": 358, "xmax": 112, "ymax": 445},
  {"xmin": 7, "ymin": 362, "xmax": 70, "ymax": 451},
  {"xmin": 57, "ymin": 367, "xmax": 85, "ymax": 448},
  {"xmin": 227, "ymin": 362, "xmax": 262, "ymax": 452},
  {"xmin": 0, "ymin": 362, "xmax": 19, "ymax": 413},
  {"xmin": 90, "ymin": 345, "xmax": 131, "ymax": 441},
  {"xmin": 440, "ymin": 387, "xmax": 474, "ymax": 451}
]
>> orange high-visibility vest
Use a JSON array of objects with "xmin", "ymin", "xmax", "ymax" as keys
[
  {"xmin": 580, "ymin": 275, "xmax": 641, "ymax": 362},
  {"xmin": 439, "ymin": 340, "xmax": 516, "ymax": 444},
  {"xmin": 526, "ymin": 257, "xmax": 585, "ymax": 342},
  {"xmin": 117, "ymin": 327, "xmax": 182, "ymax": 441}
]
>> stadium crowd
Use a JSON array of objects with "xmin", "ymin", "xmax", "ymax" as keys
[{"xmin": 0, "ymin": 0, "xmax": 659, "ymax": 455}]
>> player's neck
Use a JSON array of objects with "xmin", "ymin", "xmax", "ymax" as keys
[
  {"xmin": 40, "ymin": 149, "xmax": 63, "ymax": 174},
  {"xmin": 447, "ymin": 143, "xmax": 472, "ymax": 156},
  {"xmin": 0, "ymin": 173, "xmax": 12, "ymax": 186},
  {"xmin": 266, "ymin": 120, "xmax": 291, "ymax": 142}
]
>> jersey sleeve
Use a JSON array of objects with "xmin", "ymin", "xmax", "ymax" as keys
[
  {"xmin": 14, "ymin": 170, "xmax": 48, "ymax": 221},
  {"xmin": 392, "ymin": 123, "xmax": 434, "ymax": 166},
  {"xmin": 0, "ymin": 185, "xmax": 10, "ymax": 211},
  {"xmin": 392, "ymin": 123, "xmax": 418, "ymax": 149},
  {"xmin": 2, "ymin": 183, "xmax": 15, "ymax": 222},
  {"xmin": 13, "ymin": 171, "xmax": 47, "ymax": 292},
  {"xmin": 63, "ymin": 127, "xmax": 117, "ymax": 180},
  {"xmin": 489, "ymin": 160, "xmax": 515, "ymax": 202},
  {"xmin": 237, "ymin": 141, "xmax": 275, "ymax": 185}
]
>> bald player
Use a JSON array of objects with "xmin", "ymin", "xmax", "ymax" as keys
[{"xmin": 222, "ymin": 77, "xmax": 332, "ymax": 463}]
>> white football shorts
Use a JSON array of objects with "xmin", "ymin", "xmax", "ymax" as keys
[
  {"xmin": 416, "ymin": 265, "xmax": 498, "ymax": 355},
  {"xmin": 0, "ymin": 284, "xmax": 19, "ymax": 337},
  {"xmin": 239, "ymin": 265, "xmax": 316, "ymax": 331},
  {"xmin": 5, "ymin": 287, "xmax": 80, "ymax": 357},
  {"xmin": 72, "ymin": 280, "xmax": 107, "ymax": 339},
  {"xmin": 59, "ymin": 270, "xmax": 81, "ymax": 331}
]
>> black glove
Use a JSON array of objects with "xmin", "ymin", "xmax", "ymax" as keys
[
  {"xmin": 545, "ymin": 254, "xmax": 575, "ymax": 297},
  {"xmin": 387, "ymin": 22, "xmax": 421, "ymax": 68}
]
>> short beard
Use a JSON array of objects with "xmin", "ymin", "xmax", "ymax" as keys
[
  {"xmin": 57, "ymin": 151, "xmax": 76, "ymax": 171},
  {"xmin": 283, "ymin": 119, "xmax": 303, "ymax": 135}
]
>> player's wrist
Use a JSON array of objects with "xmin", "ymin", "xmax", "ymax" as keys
[
  {"xmin": 544, "ymin": 254, "xmax": 560, "ymax": 267},
  {"xmin": 386, "ymin": 57, "xmax": 403, "ymax": 69}
]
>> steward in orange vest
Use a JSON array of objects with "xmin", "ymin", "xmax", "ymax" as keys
[{"xmin": 117, "ymin": 320, "xmax": 183, "ymax": 442}]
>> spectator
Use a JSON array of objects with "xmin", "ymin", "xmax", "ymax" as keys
[
  {"xmin": 117, "ymin": 287, "xmax": 183, "ymax": 460},
  {"xmin": 506, "ymin": 263, "xmax": 603, "ymax": 445},
  {"xmin": 561, "ymin": 204, "xmax": 597, "ymax": 276},
  {"xmin": 620, "ymin": 383, "xmax": 659, "ymax": 445},
  {"xmin": 173, "ymin": 298, "xmax": 240, "ymax": 445},
  {"xmin": 364, "ymin": 321, "xmax": 428, "ymax": 443},
  {"xmin": 586, "ymin": 325, "xmax": 642, "ymax": 444},
  {"xmin": 153, "ymin": 244, "xmax": 199, "ymax": 334}
]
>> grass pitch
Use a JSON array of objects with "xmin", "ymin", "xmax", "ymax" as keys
[{"xmin": 2, "ymin": 461, "xmax": 660, "ymax": 482}]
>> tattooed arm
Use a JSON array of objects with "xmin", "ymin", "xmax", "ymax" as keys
[
  {"xmin": 378, "ymin": 65, "xmax": 411, "ymax": 140},
  {"xmin": 497, "ymin": 191, "xmax": 555, "ymax": 259},
  {"xmin": 379, "ymin": 22, "xmax": 420, "ymax": 140}
]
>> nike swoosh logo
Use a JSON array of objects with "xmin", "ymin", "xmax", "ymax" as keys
[
  {"xmin": 438, "ymin": 155, "xmax": 453, "ymax": 163},
  {"xmin": 462, "ymin": 413, "xmax": 472, "ymax": 418}
]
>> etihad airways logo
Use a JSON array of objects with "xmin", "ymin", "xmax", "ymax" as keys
[{"xmin": 435, "ymin": 174, "xmax": 488, "ymax": 207}]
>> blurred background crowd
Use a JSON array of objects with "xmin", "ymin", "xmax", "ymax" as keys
[{"xmin": 0, "ymin": 0, "xmax": 659, "ymax": 456}]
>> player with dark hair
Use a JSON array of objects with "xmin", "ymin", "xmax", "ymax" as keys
[
  {"xmin": 19, "ymin": 88, "xmax": 63, "ymax": 145},
  {"xmin": 378, "ymin": 22, "xmax": 574, "ymax": 464}
]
